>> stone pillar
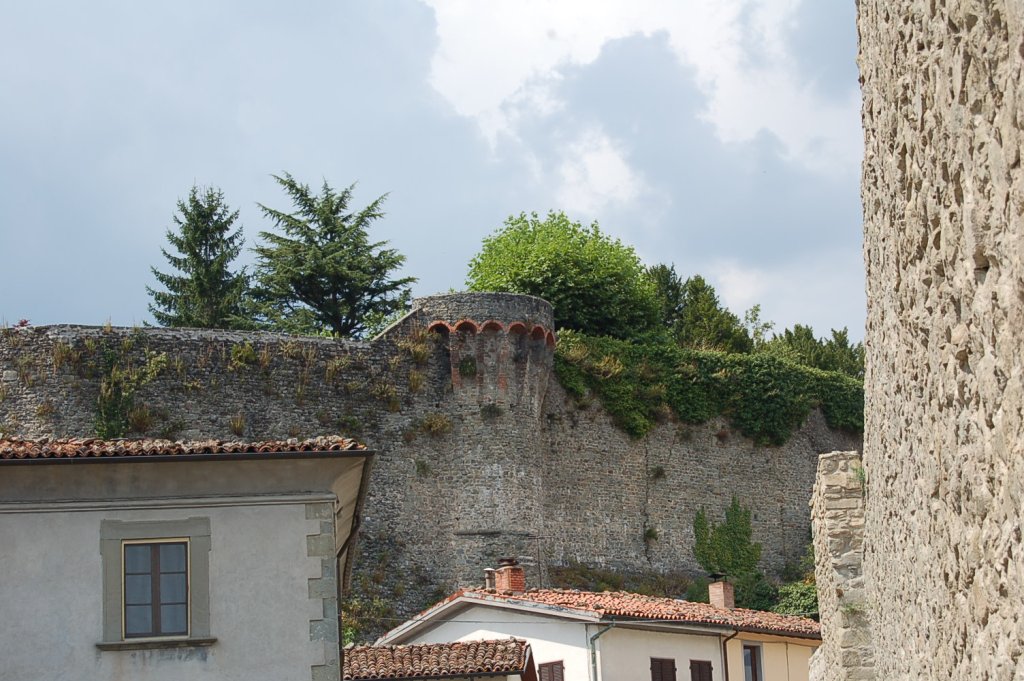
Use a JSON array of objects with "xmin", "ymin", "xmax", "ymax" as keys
[{"xmin": 810, "ymin": 451, "xmax": 873, "ymax": 681}]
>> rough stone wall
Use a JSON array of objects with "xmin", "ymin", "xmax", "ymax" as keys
[
  {"xmin": 0, "ymin": 292, "xmax": 860, "ymax": 620},
  {"xmin": 809, "ymin": 451, "xmax": 872, "ymax": 681},
  {"xmin": 856, "ymin": 1, "xmax": 1024, "ymax": 678}
]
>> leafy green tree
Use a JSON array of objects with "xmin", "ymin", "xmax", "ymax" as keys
[
  {"xmin": 774, "ymin": 543, "xmax": 819, "ymax": 618},
  {"xmin": 674, "ymin": 275, "xmax": 752, "ymax": 353},
  {"xmin": 647, "ymin": 263, "xmax": 686, "ymax": 333},
  {"xmin": 466, "ymin": 211, "xmax": 660, "ymax": 339},
  {"xmin": 742, "ymin": 304, "xmax": 775, "ymax": 348},
  {"xmin": 693, "ymin": 498, "xmax": 776, "ymax": 609},
  {"xmin": 147, "ymin": 185, "xmax": 249, "ymax": 328},
  {"xmin": 250, "ymin": 173, "xmax": 415, "ymax": 338},
  {"xmin": 762, "ymin": 325, "xmax": 864, "ymax": 378}
]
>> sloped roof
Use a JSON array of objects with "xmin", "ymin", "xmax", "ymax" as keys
[
  {"xmin": 344, "ymin": 639, "xmax": 531, "ymax": 680},
  {"xmin": 0, "ymin": 435, "xmax": 366, "ymax": 461},
  {"xmin": 383, "ymin": 588, "xmax": 820, "ymax": 643},
  {"xmin": 460, "ymin": 589, "xmax": 820, "ymax": 638}
]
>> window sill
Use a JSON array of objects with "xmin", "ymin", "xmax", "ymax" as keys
[{"xmin": 96, "ymin": 637, "xmax": 217, "ymax": 651}]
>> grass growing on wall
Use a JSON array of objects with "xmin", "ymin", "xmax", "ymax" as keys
[{"xmin": 554, "ymin": 330, "xmax": 863, "ymax": 443}]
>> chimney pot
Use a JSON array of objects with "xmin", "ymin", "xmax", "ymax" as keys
[
  {"xmin": 484, "ymin": 568, "xmax": 496, "ymax": 590},
  {"xmin": 709, "ymin": 580, "xmax": 735, "ymax": 609},
  {"xmin": 493, "ymin": 558, "xmax": 526, "ymax": 594}
]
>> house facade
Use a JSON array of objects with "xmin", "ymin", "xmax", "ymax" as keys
[
  {"xmin": 379, "ymin": 561, "xmax": 819, "ymax": 681},
  {"xmin": 344, "ymin": 638, "xmax": 538, "ymax": 681},
  {"xmin": 0, "ymin": 436, "xmax": 372, "ymax": 681}
]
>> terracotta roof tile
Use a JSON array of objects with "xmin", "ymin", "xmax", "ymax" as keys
[
  {"xmin": 344, "ymin": 639, "xmax": 529, "ymax": 680},
  {"xmin": 0, "ymin": 435, "xmax": 365, "ymax": 461},
  {"xmin": 462, "ymin": 588, "xmax": 820, "ymax": 638}
]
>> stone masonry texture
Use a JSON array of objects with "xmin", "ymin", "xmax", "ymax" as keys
[
  {"xmin": 854, "ymin": 0, "xmax": 1024, "ymax": 678},
  {"xmin": 0, "ymin": 293, "xmax": 859, "ymax": 623},
  {"xmin": 809, "ymin": 452, "xmax": 872, "ymax": 681}
]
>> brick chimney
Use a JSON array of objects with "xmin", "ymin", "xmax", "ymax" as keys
[
  {"xmin": 709, "ymin": 580, "xmax": 735, "ymax": 609},
  {"xmin": 493, "ymin": 558, "xmax": 526, "ymax": 594}
]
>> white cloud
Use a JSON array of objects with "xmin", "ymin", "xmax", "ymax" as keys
[
  {"xmin": 421, "ymin": 0, "xmax": 860, "ymax": 174},
  {"xmin": 708, "ymin": 254, "xmax": 866, "ymax": 339},
  {"xmin": 556, "ymin": 127, "xmax": 646, "ymax": 214}
]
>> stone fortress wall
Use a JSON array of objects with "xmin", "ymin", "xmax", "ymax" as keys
[
  {"xmin": 0, "ymin": 292, "xmax": 860, "ymax": 616},
  {"xmin": 820, "ymin": 0, "xmax": 1024, "ymax": 678}
]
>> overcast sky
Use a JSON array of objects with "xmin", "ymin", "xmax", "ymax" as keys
[{"xmin": 0, "ymin": 0, "xmax": 864, "ymax": 339}]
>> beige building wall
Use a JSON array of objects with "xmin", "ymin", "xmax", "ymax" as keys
[
  {"xmin": 855, "ymin": 0, "xmax": 1024, "ymax": 678},
  {"xmin": 723, "ymin": 635, "xmax": 815, "ymax": 681},
  {"xmin": 599, "ymin": 626, "xmax": 723, "ymax": 681}
]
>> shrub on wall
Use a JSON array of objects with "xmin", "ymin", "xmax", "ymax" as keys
[{"xmin": 554, "ymin": 330, "xmax": 863, "ymax": 443}]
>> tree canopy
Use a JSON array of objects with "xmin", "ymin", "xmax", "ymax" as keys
[
  {"xmin": 146, "ymin": 185, "xmax": 249, "ymax": 329},
  {"xmin": 249, "ymin": 173, "xmax": 415, "ymax": 338},
  {"xmin": 648, "ymin": 266, "xmax": 752, "ymax": 352},
  {"xmin": 466, "ymin": 211, "xmax": 660, "ymax": 338},
  {"xmin": 762, "ymin": 325, "xmax": 864, "ymax": 378}
]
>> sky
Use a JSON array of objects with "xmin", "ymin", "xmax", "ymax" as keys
[{"xmin": 0, "ymin": 0, "xmax": 864, "ymax": 339}]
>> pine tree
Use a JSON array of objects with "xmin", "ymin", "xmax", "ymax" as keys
[
  {"xmin": 250, "ymin": 173, "xmax": 415, "ymax": 338},
  {"xmin": 147, "ymin": 186, "xmax": 249, "ymax": 328}
]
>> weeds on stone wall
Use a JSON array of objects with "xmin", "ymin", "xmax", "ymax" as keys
[
  {"xmin": 51, "ymin": 341, "xmax": 81, "ymax": 374},
  {"xmin": 554, "ymin": 330, "xmax": 863, "ymax": 443},
  {"xmin": 458, "ymin": 356, "xmax": 477, "ymax": 377},
  {"xmin": 126, "ymin": 405, "xmax": 153, "ymax": 433},
  {"xmin": 35, "ymin": 400, "xmax": 55, "ymax": 419},
  {"xmin": 407, "ymin": 369, "xmax": 425, "ymax": 393},
  {"xmin": 549, "ymin": 560, "xmax": 709, "ymax": 602},
  {"xmin": 87, "ymin": 333, "xmax": 167, "ymax": 436},
  {"xmin": 480, "ymin": 402, "xmax": 503, "ymax": 419},
  {"xmin": 93, "ymin": 341, "xmax": 169, "ymax": 439},
  {"xmin": 337, "ymin": 414, "xmax": 363, "ymax": 437},
  {"xmin": 228, "ymin": 342, "xmax": 257, "ymax": 371},
  {"xmin": 343, "ymin": 574, "xmax": 399, "ymax": 646},
  {"xmin": 325, "ymin": 356, "xmax": 351, "ymax": 384},
  {"xmin": 404, "ymin": 412, "xmax": 453, "ymax": 442},
  {"xmin": 398, "ymin": 327, "xmax": 431, "ymax": 366}
]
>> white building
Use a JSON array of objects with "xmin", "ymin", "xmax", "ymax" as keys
[
  {"xmin": 0, "ymin": 436, "xmax": 372, "ymax": 681},
  {"xmin": 379, "ymin": 560, "xmax": 820, "ymax": 681}
]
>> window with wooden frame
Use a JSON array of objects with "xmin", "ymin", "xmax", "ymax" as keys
[
  {"xmin": 743, "ymin": 645, "xmax": 762, "ymax": 681},
  {"xmin": 98, "ymin": 517, "xmax": 213, "ymax": 649},
  {"xmin": 538, "ymin": 660, "xmax": 564, "ymax": 681},
  {"xmin": 651, "ymin": 657, "xmax": 677, "ymax": 681},
  {"xmin": 689, "ymin": 659, "xmax": 713, "ymax": 681},
  {"xmin": 122, "ymin": 540, "xmax": 189, "ymax": 638}
]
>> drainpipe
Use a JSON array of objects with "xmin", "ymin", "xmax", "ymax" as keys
[
  {"xmin": 589, "ymin": 623, "xmax": 615, "ymax": 681},
  {"xmin": 721, "ymin": 630, "xmax": 739, "ymax": 681}
]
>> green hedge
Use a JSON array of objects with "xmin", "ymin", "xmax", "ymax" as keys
[{"xmin": 554, "ymin": 330, "xmax": 863, "ymax": 443}]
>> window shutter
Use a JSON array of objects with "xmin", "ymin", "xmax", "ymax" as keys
[
  {"xmin": 689, "ymin": 660, "xmax": 713, "ymax": 681},
  {"xmin": 540, "ymin": 661, "xmax": 564, "ymax": 681},
  {"xmin": 651, "ymin": 658, "xmax": 676, "ymax": 681}
]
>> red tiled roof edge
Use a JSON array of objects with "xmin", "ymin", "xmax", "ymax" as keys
[
  {"xmin": 344, "ymin": 638, "xmax": 529, "ymax": 680},
  {"xmin": 0, "ymin": 435, "xmax": 367, "ymax": 461},
  {"xmin": 458, "ymin": 589, "xmax": 820, "ymax": 639}
]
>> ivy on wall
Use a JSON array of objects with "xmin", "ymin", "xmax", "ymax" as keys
[{"xmin": 554, "ymin": 330, "xmax": 863, "ymax": 443}]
